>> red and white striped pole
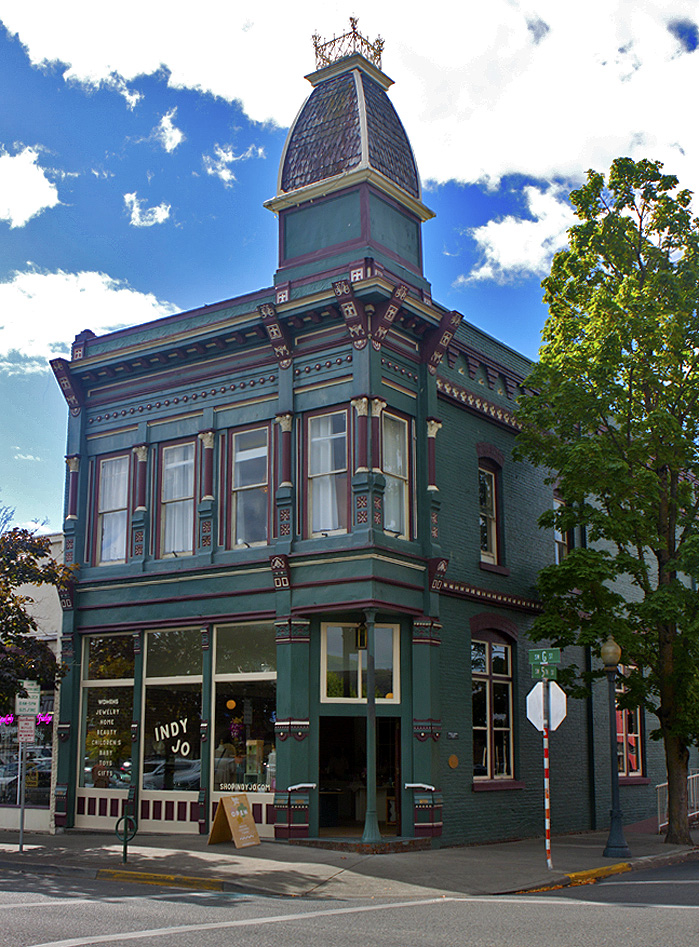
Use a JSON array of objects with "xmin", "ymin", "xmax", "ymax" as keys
[{"xmin": 543, "ymin": 678, "xmax": 553, "ymax": 870}]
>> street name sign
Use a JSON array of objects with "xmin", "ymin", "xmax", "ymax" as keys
[
  {"xmin": 531, "ymin": 664, "xmax": 557, "ymax": 680},
  {"xmin": 528, "ymin": 648, "xmax": 561, "ymax": 665}
]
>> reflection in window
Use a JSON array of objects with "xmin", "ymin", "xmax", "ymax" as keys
[
  {"xmin": 215, "ymin": 624, "xmax": 276, "ymax": 675},
  {"xmin": 479, "ymin": 467, "xmax": 498, "ymax": 563},
  {"xmin": 97, "ymin": 455, "xmax": 129, "ymax": 563},
  {"xmin": 322, "ymin": 624, "xmax": 398, "ymax": 702},
  {"xmin": 85, "ymin": 635, "xmax": 134, "ymax": 680},
  {"xmin": 213, "ymin": 682, "xmax": 276, "ymax": 792},
  {"xmin": 383, "ymin": 413, "xmax": 409, "ymax": 537},
  {"xmin": 232, "ymin": 428, "xmax": 269, "ymax": 546},
  {"xmin": 146, "ymin": 628, "xmax": 202, "ymax": 678},
  {"xmin": 142, "ymin": 683, "xmax": 202, "ymax": 791},
  {"xmin": 309, "ymin": 412, "xmax": 348, "ymax": 535},
  {"xmin": 616, "ymin": 667, "xmax": 643, "ymax": 777},
  {"xmin": 0, "ymin": 694, "xmax": 54, "ymax": 806},
  {"xmin": 161, "ymin": 442, "xmax": 195, "ymax": 555},
  {"xmin": 472, "ymin": 637, "xmax": 513, "ymax": 780},
  {"xmin": 80, "ymin": 687, "xmax": 133, "ymax": 788}
]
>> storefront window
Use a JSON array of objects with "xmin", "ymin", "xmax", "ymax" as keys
[
  {"xmin": 86, "ymin": 635, "xmax": 135, "ymax": 680},
  {"xmin": 0, "ymin": 694, "xmax": 54, "ymax": 806},
  {"xmin": 80, "ymin": 687, "xmax": 133, "ymax": 788},
  {"xmin": 213, "ymin": 682, "xmax": 276, "ymax": 792},
  {"xmin": 322, "ymin": 624, "xmax": 399, "ymax": 702},
  {"xmin": 80, "ymin": 634, "xmax": 135, "ymax": 789},
  {"xmin": 213, "ymin": 623, "xmax": 277, "ymax": 794},
  {"xmin": 146, "ymin": 628, "xmax": 202, "ymax": 677},
  {"xmin": 142, "ymin": 683, "xmax": 202, "ymax": 791}
]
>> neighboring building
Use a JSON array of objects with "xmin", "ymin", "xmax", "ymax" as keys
[
  {"xmin": 50, "ymin": 25, "xmax": 666, "ymax": 844},
  {"xmin": 0, "ymin": 534, "xmax": 62, "ymax": 832}
]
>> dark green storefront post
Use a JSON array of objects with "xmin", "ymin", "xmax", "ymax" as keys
[{"xmin": 362, "ymin": 608, "xmax": 381, "ymax": 844}]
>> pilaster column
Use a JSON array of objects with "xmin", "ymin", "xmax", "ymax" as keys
[
  {"xmin": 198, "ymin": 431, "xmax": 215, "ymax": 501},
  {"xmin": 426, "ymin": 418, "xmax": 442, "ymax": 492},
  {"xmin": 351, "ymin": 397, "xmax": 369, "ymax": 473},
  {"xmin": 370, "ymin": 398, "xmax": 386, "ymax": 472},
  {"xmin": 133, "ymin": 444, "xmax": 148, "ymax": 511},
  {"xmin": 276, "ymin": 413, "xmax": 293, "ymax": 487},
  {"xmin": 65, "ymin": 455, "xmax": 80, "ymax": 520}
]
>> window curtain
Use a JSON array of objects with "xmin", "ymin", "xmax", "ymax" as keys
[
  {"xmin": 162, "ymin": 444, "xmax": 194, "ymax": 553},
  {"xmin": 99, "ymin": 456, "xmax": 129, "ymax": 561},
  {"xmin": 310, "ymin": 414, "xmax": 346, "ymax": 533}
]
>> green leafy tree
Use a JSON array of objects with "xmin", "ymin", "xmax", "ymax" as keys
[
  {"xmin": 515, "ymin": 158, "xmax": 699, "ymax": 845},
  {"xmin": 0, "ymin": 507, "xmax": 73, "ymax": 713}
]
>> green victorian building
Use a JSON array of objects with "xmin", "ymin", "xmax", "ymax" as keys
[{"xmin": 50, "ymin": 24, "xmax": 663, "ymax": 846}]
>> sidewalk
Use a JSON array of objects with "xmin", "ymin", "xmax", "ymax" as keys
[{"xmin": 0, "ymin": 826, "xmax": 696, "ymax": 899}]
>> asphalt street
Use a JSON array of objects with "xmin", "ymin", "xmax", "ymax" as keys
[{"xmin": 0, "ymin": 861, "xmax": 698, "ymax": 947}]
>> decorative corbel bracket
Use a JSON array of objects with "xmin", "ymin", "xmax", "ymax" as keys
[
  {"xmin": 50, "ymin": 358, "xmax": 84, "ymax": 412},
  {"xmin": 371, "ymin": 283, "xmax": 409, "ymax": 350},
  {"xmin": 258, "ymin": 302, "xmax": 293, "ymax": 369},
  {"xmin": 332, "ymin": 279, "xmax": 369, "ymax": 349},
  {"xmin": 422, "ymin": 310, "xmax": 461, "ymax": 375}
]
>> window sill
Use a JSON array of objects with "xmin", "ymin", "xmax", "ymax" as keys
[
  {"xmin": 472, "ymin": 779, "xmax": 525, "ymax": 792},
  {"xmin": 479, "ymin": 561, "xmax": 510, "ymax": 577},
  {"xmin": 619, "ymin": 776, "xmax": 650, "ymax": 786}
]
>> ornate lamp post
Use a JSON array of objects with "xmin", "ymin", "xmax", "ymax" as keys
[{"xmin": 601, "ymin": 635, "xmax": 631, "ymax": 858}]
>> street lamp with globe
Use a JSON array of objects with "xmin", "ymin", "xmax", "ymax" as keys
[{"xmin": 601, "ymin": 635, "xmax": 631, "ymax": 858}]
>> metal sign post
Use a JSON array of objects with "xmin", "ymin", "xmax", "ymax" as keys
[
  {"xmin": 16, "ymin": 683, "xmax": 40, "ymax": 855},
  {"xmin": 527, "ymin": 654, "xmax": 566, "ymax": 871}
]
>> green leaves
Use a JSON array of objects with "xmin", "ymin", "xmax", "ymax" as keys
[
  {"xmin": 517, "ymin": 157, "xmax": 699, "ymax": 754},
  {"xmin": 0, "ymin": 525, "xmax": 74, "ymax": 713}
]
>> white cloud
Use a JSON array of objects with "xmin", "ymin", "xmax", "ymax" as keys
[
  {"xmin": 2, "ymin": 1, "xmax": 699, "ymax": 195},
  {"xmin": 13, "ymin": 452, "xmax": 43, "ymax": 461},
  {"xmin": 203, "ymin": 143, "xmax": 265, "ymax": 187},
  {"xmin": 154, "ymin": 108, "xmax": 184, "ymax": 152},
  {"xmin": 0, "ymin": 145, "xmax": 59, "ymax": 227},
  {"xmin": 124, "ymin": 192, "xmax": 171, "ymax": 226},
  {"xmin": 0, "ymin": 267, "xmax": 178, "ymax": 374},
  {"xmin": 459, "ymin": 183, "xmax": 577, "ymax": 285}
]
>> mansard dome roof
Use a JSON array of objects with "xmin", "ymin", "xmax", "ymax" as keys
[{"xmin": 278, "ymin": 55, "xmax": 421, "ymax": 200}]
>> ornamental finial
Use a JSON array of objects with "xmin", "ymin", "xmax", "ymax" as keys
[{"xmin": 313, "ymin": 18, "xmax": 384, "ymax": 70}]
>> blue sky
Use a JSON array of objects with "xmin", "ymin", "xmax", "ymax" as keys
[{"xmin": 1, "ymin": 1, "xmax": 698, "ymax": 531}]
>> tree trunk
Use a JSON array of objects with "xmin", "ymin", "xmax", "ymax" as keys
[{"xmin": 663, "ymin": 730, "xmax": 692, "ymax": 845}]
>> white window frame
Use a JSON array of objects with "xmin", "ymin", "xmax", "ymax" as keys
[
  {"xmin": 479, "ymin": 466, "xmax": 498, "ymax": 564},
  {"xmin": 320, "ymin": 622, "xmax": 400, "ymax": 704},
  {"xmin": 96, "ymin": 454, "xmax": 130, "ymax": 564},
  {"xmin": 160, "ymin": 441, "xmax": 195, "ymax": 557},
  {"xmin": 231, "ymin": 426, "xmax": 269, "ymax": 547},
  {"xmin": 472, "ymin": 638, "xmax": 514, "ymax": 781},
  {"xmin": 553, "ymin": 495, "xmax": 569, "ymax": 565},
  {"xmin": 382, "ymin": 412, "xmax": 410, "ymax": 539},
  {"xmin": 308, "ymin": 410, "xmax": 348, "ymax": 537}
]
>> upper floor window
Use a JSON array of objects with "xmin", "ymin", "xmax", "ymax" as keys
[
  {"xmin": 616, "ymin": 667, "xmax": 643, "ymax": 777},
  {"xmin": 479, "ymin": 466, "xmax": 498, "ymax": 564},
  {"xmin": 97, "ymin": 455, "xmax": 130, "ymax": 564},
  {"xmin": 161, "ymin": 442, "xmax": 195, "ymax": 556},
  {"xmin": 553, "ymin": 495, "xmax": 570, "ymax": 564},
  {"xmin": 308, "ymin": 410, "xmax": 348, "ymax": 536},
  {"xmin": 472, "ymin": 636, "xmax": 513, "ymax": 780},
  {"xmin": 383, "ymin": 413, "xmax": 410, "ymax": 538},
  {"xmin": 231, "ymin": 427, "xmax": 269, "ymax": 546}
]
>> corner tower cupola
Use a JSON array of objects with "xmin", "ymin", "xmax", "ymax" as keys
[{"xmin": 265, "ymin": 20, "xmax": 434, "ymax": 294}]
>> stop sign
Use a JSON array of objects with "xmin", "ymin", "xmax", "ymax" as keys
[{"xmin": 526, "ymin": 681, "xmax": 567, "ymax": 731}]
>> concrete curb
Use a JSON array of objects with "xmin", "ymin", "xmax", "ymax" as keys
[{"xmin": 513, "ymin": 846, "xmax": 699, "ymax": 894}]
